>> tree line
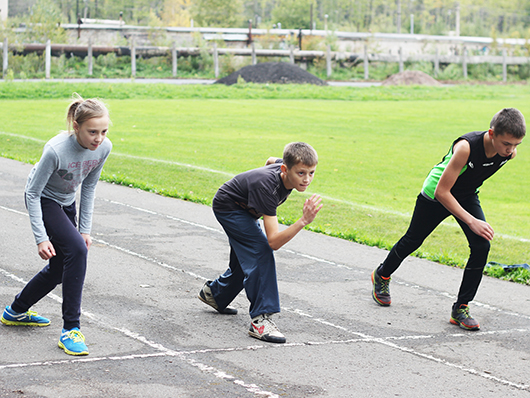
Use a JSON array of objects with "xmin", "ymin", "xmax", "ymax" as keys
[{"xmin": 6, "ymin": 0, "xmax": 530, "ymax": 39}]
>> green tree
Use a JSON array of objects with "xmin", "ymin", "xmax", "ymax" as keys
[
  {"xmin": 190, "ymin": 0, "xmax": 243, "ymax": 27},
  {"xmin": 271, "ymin": 0, "xmax": 313, "ymax": 29},
  {"xmin": 26, "ymin": 0, "xmax": 67, "ymax": 42},
  {"xmin": 162, "ymin": 0, "xmax": 192, "ymax": 27}
]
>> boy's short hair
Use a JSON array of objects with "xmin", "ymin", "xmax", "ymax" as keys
[
  {"xmin": 490, "ymin": 108, "xmax": 526, "ymax": 138},
  {"xmin": 283, "ymin": 142, "xmax": 318, "ymax": 169}
]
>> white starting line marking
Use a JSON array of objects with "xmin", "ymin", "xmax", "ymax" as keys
[
  {"xmin": 1, "ymin": 203, "xmax": 530, "ymax": 393},
  {"xmin": 0, "ymin": 267, "xmax": 279, "ymax": 398}
]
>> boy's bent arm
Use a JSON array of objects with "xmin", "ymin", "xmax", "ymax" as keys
[
  {"xmin": 434, "ymin": 140, "xmax": 494, "ymax": 241},
  {"xmin": 265, "ymin": 157, "xmax": 281, "ymax": 166},
  {"xmin": 263, "ymin": 194, "xmax": 323, "ymax": 250}
]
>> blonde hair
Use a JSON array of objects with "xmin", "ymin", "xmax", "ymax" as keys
[{"xmin": 66, "ymin": 93, "xmax": 110, "ymax": 136}]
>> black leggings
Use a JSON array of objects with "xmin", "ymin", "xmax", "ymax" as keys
[
  {"xmin": 378, "ymin": 193, "xmax": 490, "ymax": 305},
  {"xmin": 12, "ymin": 198, "xmax": 88, "ymax": 330}
]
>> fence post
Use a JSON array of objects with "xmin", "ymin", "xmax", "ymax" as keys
[
  {"xmin": 2, "ymin": 38, "xmax": 7, "ymax": 78},
  {"xmin": 45, "ymin": 39, "xmax": 51, "ymax": 79},
  {"xmin": 87, "ymin": 37, "xmax": 93, "ymax": 76},
  {"xmin": 462, "ymin": 46, "xmax": 467, "ymax": 79},
  {"xmin": 326, "ymin": 44, "xmax": 332, "ymax": 77},
  {"xmin": 131, "ymin": 39, "xmax": 136, "ymax": 77},
  {"xmin": 213, "ymin": 42, "xmax": 219, "ymax": 78},
  {"xmin": 251, "ymin": 42, "xmax": 256, "ymax": 65},
  {"xmin": 399, "ymin": 47, "xmax": 403, "ymax": 72},
  {"xmin": 172, "ymin": 42, "xmax": 177, "ymax": 77},
  {"xmin": 289, "ymin": 45, "xmax": 294, "ymax": 64},
  {"xmin": 502, "ymin": 48, "xmax": 507, "ymax": 82},
  {"xmin": 364, "ymin": 44, "xmax": 369, "ymax": 80},
  {"xmin": 434, "ymin": 47, "xmax": 439, "ymax": 77}
]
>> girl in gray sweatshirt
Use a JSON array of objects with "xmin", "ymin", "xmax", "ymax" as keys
[{"xmin": 1, "ymin": 93, "xmax": 112, "ymax": 356}]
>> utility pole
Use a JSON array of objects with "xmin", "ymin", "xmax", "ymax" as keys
[
  {"xmin": 310, "ymin": 2, "xmax": 313, "ymax": 33},
  {"xmin": 397, "ymin": 0, "xmax": 401, "ymax": 33},
  {"xmin": 455, "ymin": 2, "xmax": 460, "ymax": 37}
]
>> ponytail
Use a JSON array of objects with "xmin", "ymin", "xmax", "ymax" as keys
[{"xmin": 66, "ymin": 93, "xmax": 110, "ymax": 136}]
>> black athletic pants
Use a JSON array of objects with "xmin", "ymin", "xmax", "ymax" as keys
[
  {"xmin": 11, "ymin": 197, "xmax": 88, "ymax": 330},
  {"xmin": 377, "ymin": 193, "xmax": 490, "ymax": 305}
]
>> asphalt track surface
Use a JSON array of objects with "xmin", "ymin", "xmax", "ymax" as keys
[{"xmin": 0, "ymin": 156, "xmax": 529, "ymax": 397}]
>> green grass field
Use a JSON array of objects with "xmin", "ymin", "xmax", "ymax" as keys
[{"xmin": 1, "ymin": 81, "xmax": 529, "ymax": 284}]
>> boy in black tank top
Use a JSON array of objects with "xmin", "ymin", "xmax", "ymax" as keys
[{"xmin": 371, "ymin": 108, "xmax": 525, "ymax": 331}]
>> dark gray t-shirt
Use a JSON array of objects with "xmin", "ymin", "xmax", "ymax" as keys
[{"xmin": 213, "ymin": 162, "xmax": 292, "ymax": 219}]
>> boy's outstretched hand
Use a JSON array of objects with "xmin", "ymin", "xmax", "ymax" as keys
[{"xmin": 301, "ymin": 194, "xmax": 323, "ymax": 226}]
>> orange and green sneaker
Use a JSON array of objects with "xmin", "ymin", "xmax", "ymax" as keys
[
  {"xmin": 450, "ymin": 304, "xmax": 480, "ymax": 331},
  {"xmin": 371, "ymin": 269, "xmax": 391, "ymax": 306}
]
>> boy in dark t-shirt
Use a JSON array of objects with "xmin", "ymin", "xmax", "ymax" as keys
[
  {"xmin": 199, "ymin": 142, "xmax": 322, "ymax": 343},
  {"xmin": 371, "ymin": 108, "xmax": 526, "ymax": 331}
]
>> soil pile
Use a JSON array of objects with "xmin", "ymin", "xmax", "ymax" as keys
[
  {"xmin": 382, "ymin": 70, "xmax": 441, "ymax": 86},
  {"xmin": 216, "ymin": 62, "xmax": 327, "ymax": 86}
]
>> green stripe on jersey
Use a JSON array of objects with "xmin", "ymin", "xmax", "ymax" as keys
[{"xmin": 421, "ymin": 147, "xmax": 467, "ymax": 200}]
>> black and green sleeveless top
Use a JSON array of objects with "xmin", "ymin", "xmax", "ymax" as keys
[{"xmin": 421, "ymin": 131, "xmax": 511, "ymax": 201}]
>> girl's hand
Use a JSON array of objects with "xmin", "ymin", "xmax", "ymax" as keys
[
  {"xmin": 81, "ymin": 233, "xmax": 92, "ymax": 251},
  {"xmin": 37, "ymin": 241, "xmax": 56, "ymax": 260}
]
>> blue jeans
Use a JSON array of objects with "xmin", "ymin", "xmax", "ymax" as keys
[
  {"xmin": 210, "ymin": 210, "xmax": 280, "ymax": 318},
  {"xmin": 12, "ymin": 197, "xmax": 88, "ymax": 330},
  {"xmin": 378, "ymin": 193, "xmax": 490, "ymax": 305}
]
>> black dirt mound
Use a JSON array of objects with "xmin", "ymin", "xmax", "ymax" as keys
[
  {"xmin": 216, "ymin": 62, "xmax": 327, "ymax": 86},
  {"xmin": 382, "ymin": 70, "xmax": 441, "ymax": 86}
]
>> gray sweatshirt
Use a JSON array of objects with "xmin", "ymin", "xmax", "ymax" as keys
[{"xmin": 25, "ymin": 132, "xmax": 112, "ymax": 245}]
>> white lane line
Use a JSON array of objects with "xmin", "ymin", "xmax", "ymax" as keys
[
  {"xmin": 2, "ymin": 316, "xmax": 529, "ymax": 392},
  {"xmin": 0, "ymin": 132, "xmax": 46, "ymax": 143},
  {"xmin": 101, "ymin": 198, "xmax": 223, "ymax": 233},
  {"xmin": 0, "ymin": 205, "xmax": 28, "ymax": 216},
  {"xmin": 110, "ymin": 153, "xmax": 235, "ymax": 177},
  {"xmin": 392, "ymin": 280, "xmax": 530, "ymax": 321},
  {"xmin": 0, "ymin": 266, "xmax": 279, "ymax": 398},
  {"xmin": 93, "ymin": 238, "xmax": 207, "ymax": 281},
  {"xmin": 283, "ymin": 308, "xmax": 530, "ymax": 391}
]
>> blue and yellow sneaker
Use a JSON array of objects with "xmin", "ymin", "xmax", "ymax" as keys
[
  {"xmin": 1, "ymin": 306, "xmax": 50, "ymax": 326},
  {"xmin": 58, "ymin": 328, "xmax": 89, "ymax": 356}
]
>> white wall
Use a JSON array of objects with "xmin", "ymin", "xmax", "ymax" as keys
[{"xmin": 0, "ymin": 0, "xmax": 8, "ymax": 21}]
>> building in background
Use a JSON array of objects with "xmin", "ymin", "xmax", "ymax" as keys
[{"xmin": 0, "ymin": 0, "xmax": 8, "ymax": 21}]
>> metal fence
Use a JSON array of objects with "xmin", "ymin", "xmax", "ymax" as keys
[{"xmin": 2, "ymin": 37, "xmax": 529, "ymax": 81}]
